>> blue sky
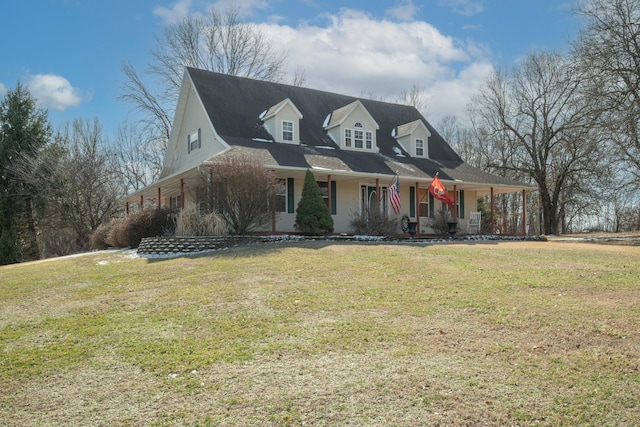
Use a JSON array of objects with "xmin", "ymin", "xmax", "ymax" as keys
[{"xmin": 0, "ymin": 0, "xmax": 579, "ymax": 137}]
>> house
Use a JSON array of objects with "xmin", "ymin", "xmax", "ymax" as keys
[{"xmin": 124, "ymin": 67, "xmax": 535, "ymax": 235}]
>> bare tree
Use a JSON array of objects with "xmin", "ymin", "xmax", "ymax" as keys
[
  {"xmin": 469, "ymin": 51, "xmax": 609, "ymax": 235},
  {"xmin": 437, "ymin": 114, "xmax": 485, "ymax": 168},
  {"xmin": 120, "ymin": 63, "xmax": 172, "ymax": 154},
  {"xmin": 398, "ymin": 83, "xmax": 431, "ymax": 116},
  {"xmin": 360, "ymin": 83, "xmax": 430, "ymax": 117},
  {"xmin": 120, "ymin": 5, "xmax": 288, "ymax": 182},
  {"xmin": 573, "ymin": 0, "xmax": 640, "ymax": 184},
  {"xmin": 114, "ymin": 123, "xmax": 163, "ymax": 192},
  {"xmin": 292, "ymin": 66, "xmax": 308, "ymax": 87},
  {"xmin": 199, "ymin": 154, "xmax": 279, "ymax": 235},
  {"xmin": 14, "ymin": 118, "xmax": 123, "ymax": 255}
]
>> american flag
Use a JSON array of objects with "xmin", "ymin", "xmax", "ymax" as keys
[{"xmin": 389, "ymin": 177, "xmax": 401, "ymax": 214}]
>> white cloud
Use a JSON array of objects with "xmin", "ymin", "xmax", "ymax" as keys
[
  {"xmin": 153, "ymin": 0, "xmax": 192, "ymax": 24},
  {"xmin": 261, "ymin": 8, "xmax": 493, "ymax": 122},
  {"xmin": 210, "ymin": 0, "xmax": 269, "ymax": 17},
  {"xmin": 438, "ymin": 0, "xmax": 485, "ymax": 17},
  {"xmin": 0, "ymin": 82, "xmax": 7, "ymax": 97},
  {"xmin": 154, "ymin": 0, "xmax": 271, "ymax": 24},
  {"xmin": 26, "ymin": 74, "xmax": 84, "ymax": 111},
  {"xmin": 386, "ymin": 0, "xmax": 420, "ymax": 22},
  {"xmin": 426, "ymin": 61, "xmax": 493, "ymax": 124}
]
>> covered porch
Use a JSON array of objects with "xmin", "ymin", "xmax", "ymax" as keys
[{"xmin": 123, "ymin": 165, "xmax": 536, "ymax": 237}]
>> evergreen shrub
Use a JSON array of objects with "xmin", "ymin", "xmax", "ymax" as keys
[{"xmin": 295, "ymin": 170, "xmax": 333, "ymax": 235}]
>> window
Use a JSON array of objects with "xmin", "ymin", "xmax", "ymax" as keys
[
  {"xmin": 416, "ymin": 138, "xmax": 424, "ymax": 157},
  {"xmin": 344, "ymin": 126, "xmax": 373, "ymax": 150},
  {"xmin": 282, "ymin": 120, "xmax": 293, "ymax": 142},
  {"xmin": 318, "ymin": 181, "xmax": 336, "ymax": 214},
  {"xmin": 188, "ymin": 129, "xmax": 201, "ymax": 153},
  {"xmin": 344, "ymin": 129, "xmax": 352, "ymax": 147},
  {"xmin": 275, "ymin": 179, "xmax": 287, "ymax": 212},
  {"xmin": 365, "ymin": 131, "xmax": 373, "ymax": 150},
  {"xmin": 318, "ymin": 181, "xmax": 329, "ymax": 206},
  {"xmin": 169, "ymin": 196, "xmax": 182, "ymax": 210},
  {"xmin": 354, "ymin": 130, "xmax": 364, "ymax": 148},
  {"xmin": 456, "ymin": 190, "xmax": 465, "ymax": 219},
  {"xmin": 418, "ymin": 188, "xmax": 430, "ymax": 217}
]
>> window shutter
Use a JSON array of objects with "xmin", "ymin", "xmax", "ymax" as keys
[
  {"xmin": 409, "ymin": 186, "xmax": 415, "ymax": 217},
  {"xmin": 187, "ymin": 133, "xmax": 191, "ymax": 154},
  {"xmin": 429, "ymin": 193, "xmax": 435, "ymax": 217},
  {"xmin": 331, "ymin": 181, "xmax": 337, "ymax": 215},
  {"xmin": 197, "ymin": 128, "xmax": 202, "ymax": 149},
  {"xmin": 459, "ymin": 190, "xmax": 465, "ymax": 219},
  {"xmin": 287, "ymin": 178, "xmax": 294, "ymax": 214}
]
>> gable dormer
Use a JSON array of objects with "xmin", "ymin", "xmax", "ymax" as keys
[
  {"xmin": 393, "ymin": 119, "xmax": 431, "ymax": 158},
  {"xmin": 323, "ymin": 100, "xmax": 380, "ymax": 152},
  {"xmin": 259, "ymin": 98, "xmax": 303, "ymax": 144}
]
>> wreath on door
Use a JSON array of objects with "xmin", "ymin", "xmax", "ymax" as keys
[{"xmin": 400, "ymin": 214, "xmax": 410, "ymax": 233}]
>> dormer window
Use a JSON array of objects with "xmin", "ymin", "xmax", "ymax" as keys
[
  {"xmin": 324, "ymin": 100, "xmax": 380, "ymax": 152},
  {"xmin": 282, "ymin": 120, "xmax": 293, "ymax": 142},
  {"xmin": 259, "ymin": 98, "xmax": 303, "ymax": 144},
  {"xmin": 393, "ymin": 120, "xmax": 431, "ymax": 158},
  {"xmin": 345, "ymin": 129, "xmax": 352, "ymax": 147},
  {"xmin": 416, "ymin": 139, "xmax": 424, "ymax": 156},
  {"xmin": 354, "ymin": 130, "xmax": 363, "ymax": 148}
]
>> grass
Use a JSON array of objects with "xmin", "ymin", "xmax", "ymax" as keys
[{"xmin": 0, "ymin": 240, "xmax": 639, "ymax": 426}]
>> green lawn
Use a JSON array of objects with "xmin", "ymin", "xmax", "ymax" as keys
[{"xmin": 1, "ymin": 240, "xmax": 638, "ymax": 426}]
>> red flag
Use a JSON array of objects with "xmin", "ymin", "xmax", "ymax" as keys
[
  {"xmin": 428, "ymin": 174, "xmax": 454, "ymax": 205},
  {"xmin": 389, "ymin": 177, "xmax": 401, "ymax": 214}
]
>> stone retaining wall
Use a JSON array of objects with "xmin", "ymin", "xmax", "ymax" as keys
[
  {"xmin": 137, "ymin": 234, "xmax": 546, "ymax": 256},
  {"xmin": 137, "ymin": 236, "xmax": 252, "ymax": 255}
]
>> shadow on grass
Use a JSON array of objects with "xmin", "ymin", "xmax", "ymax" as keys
[{"xmin": 139, "ymin": 236, "xmax": 506, "ymax": 263}]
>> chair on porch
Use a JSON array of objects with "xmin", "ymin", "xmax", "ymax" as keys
[{"xmin": 467, "ymin": 211, "xmax": 481, "ymax": 234}]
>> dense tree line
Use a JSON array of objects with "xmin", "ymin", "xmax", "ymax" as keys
[
  {"xmin": 0, "ymin": 84, "xmax": 51, "ymax": 263},
  {"xmin": 443, "ymin": 0, "xmax": 640, "ymax": 235},
  {"xmin": 0, "ymin": 87, "xmax": 123, "ymax": 264}
]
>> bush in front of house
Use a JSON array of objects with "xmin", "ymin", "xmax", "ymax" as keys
[
  {"xmin": 349, "ymin": 207, "xmax": 398, "ymax": 237},
  {"xmin": 102, "ymin": 207, "xmax": 176, "ymax": 248},
  {"xmin": 427, "ymin": 208, "xmax": 456, "ymax": 237},
  {"xmin": 202, "ymin": 154, "xmax": 279, "ymax": 235},
  {"xmin": 89, "ymin": 222, "xmax": 112, "ymax": 250},
  {"xmin": 295, "ymin": 169, "xmax": 334, "ymax": 235},
  {"xmin": 175, "ymin": 206, "xmax": 228, "ymax": 236}
]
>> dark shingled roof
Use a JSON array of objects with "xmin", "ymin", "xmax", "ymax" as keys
[{"xmin": 187, "ymin": 67, "xmax": 525, "ymax": 188}]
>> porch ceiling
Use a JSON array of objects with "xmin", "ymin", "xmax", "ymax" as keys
[{"xmin": 123, "ymin": 167, "xmax": 204, "ymax": 203}]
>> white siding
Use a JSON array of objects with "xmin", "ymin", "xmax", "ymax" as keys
[{"xmin": 163, "ymin": 84, "xmax": 227, "ymax": 177}]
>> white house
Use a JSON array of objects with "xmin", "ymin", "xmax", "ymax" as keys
[{"xmin": 125, "ymin": 67, "xmax": 535, "ymax": 235}]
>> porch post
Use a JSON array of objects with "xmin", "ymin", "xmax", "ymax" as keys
[
  {"xmin": 157, "ymin": 187, "xmax": 161, "ymax": 208},
  {"xmin": 327, "ymin": 174, "xmax": 332, "ymax": 215},
  {"xmin": 271, "ymin": 191, "xmax": 276, "ymax": 233},
  {"xmin": 180, "ymin": 178, "xmax": 185, "ymax": 210},
  {"xmin": 140, "ymin": 195, "xmax": 143, "ymax": 210},
  {"xmin": 453, "ymin": 184, "xmax": 458, "ymax": 219},
  {"xmin": 522, "ymin": 189, "xmax": 527, "ymax": 235},
  {"xmin": 375, "ymin": 178, "xmax": 380, "ymax": 208},
  {"xmin": 126, "ymin": 201, "xmax": 129, "ymax": 216},
  {"xmin": 490, "ymin": 187, "xmax": 495, "ymax": 234},
  {"xmin": 416, "ymin": 181, "xmax": 420, "ymax": 234}
]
